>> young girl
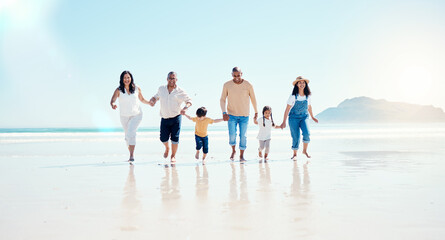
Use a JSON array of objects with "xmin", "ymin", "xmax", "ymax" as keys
[
  {"xmin": 184, "ymin": 107, "xmax": 223, "ymax": 163},
  {"xmin": 254, "ymin": 106, "xmax": 281, "ymax": 161},
  {"xmin": 280, "ymin": 76, "xmax": 318, "ymax": 160}
]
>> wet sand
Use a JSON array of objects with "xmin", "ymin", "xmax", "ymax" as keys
[{"xmin": 1, "ymin": 125, "xmax": 444, "ymax": 239}]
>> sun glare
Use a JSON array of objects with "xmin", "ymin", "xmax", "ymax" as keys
[
  {"xmin": 0, "ymin": 0, "xmax": 16, "ymax": 9},
  {"xmin": 397, "ymin": 65, "xmax": 432, "ymax": 101}
]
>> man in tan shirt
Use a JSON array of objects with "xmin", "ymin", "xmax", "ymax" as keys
[{"xmin": 220, "ymin": 67, "xmax": 258, "ymax": 161}]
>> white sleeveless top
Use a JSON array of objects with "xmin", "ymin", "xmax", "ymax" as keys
[{"xmin": 118, "ymin": 85, "xmax": 141, "ymax": 117}]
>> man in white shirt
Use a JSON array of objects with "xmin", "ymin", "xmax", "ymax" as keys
[{"xmin": 149, "ymin": 72, "xmax": 192, "ymax": 163}]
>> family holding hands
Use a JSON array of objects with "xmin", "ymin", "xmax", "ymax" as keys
[{"xmin": 110, "ymin": 67, "xmax": 318, "ymax": 164}]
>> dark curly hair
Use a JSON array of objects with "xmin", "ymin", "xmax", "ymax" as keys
[{"xmin": 119, "ymin": 70, "xmax": 135, "ymax": 94}]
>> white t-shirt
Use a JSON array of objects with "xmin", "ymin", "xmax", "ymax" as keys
[
  {"xmin": 257, "ymin": 117, "xmax": 273, "ymax": 140},
  {"xmin": 286, "ymin": 94, "xmax": 312, "ymax": 107},
  {"xmin": 118, "ymin": 85, "xmax": 141, "ymax": 117}
]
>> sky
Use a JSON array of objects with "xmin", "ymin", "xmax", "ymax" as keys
[{"xmin": 1, "ymin": 0, "xmax": 445, "ymax": 128}]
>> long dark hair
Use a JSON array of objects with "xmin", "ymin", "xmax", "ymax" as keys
[
  {"xmin": 262, "ymin": 106, "xmax": 275, "ymax": 127},
  {"xmin": 292, "ymin": 81, "xmax": 311, "ymax": 97},
  {"xmin": 119, "ymin": 70, "xmax": 135, "ymax": 94}
]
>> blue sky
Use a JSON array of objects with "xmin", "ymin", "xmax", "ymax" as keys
[{"xmin": 1, "ymin": 0, "xmax": 445, "ymax": 127}]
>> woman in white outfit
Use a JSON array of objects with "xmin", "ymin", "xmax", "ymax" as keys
[{"xmin": 110, "ymin": 70, "xmax": 151, "ymax": 162}]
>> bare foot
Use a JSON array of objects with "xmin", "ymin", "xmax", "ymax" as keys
[
  {"xmin": 240, "ymin": 155, "xmax": 246, "ymax": 162},
  {"xmin": 230, "ymin": 151, "xmax": 236, "ymax": 161},
  {"xmin": 195, "ymin": 151, "xmax": 199, "ymax": 160},
  {"xmin": 202, "ymin": 159, "xmax": 206, "ymax": 165},
  {"xmin": 302, "ymin": 151, "xmax": 311, "ymax": 158},
  {"xmin": 170, "ymin": 156, "xmax": 176, "ymax": 163},
  {"xmin": 258, "ymin": 151, "xmax": 263, "ymax": 158},
  {"xmin": 264, "ymin": 153, "xmax": 269, "ymax": 162},
  {"xmin": 163, "ymin": 147, "xmax": 169, "ymax": 158},
  {"xmin": 291, "ymin": 155, "xmax": 297, "ymax": 161},
  {"xmin": 202, "ymin": 154, "xmax": 207, "ymax": 161}
]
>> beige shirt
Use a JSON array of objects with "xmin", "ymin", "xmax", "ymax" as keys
[
  {"xmin": 220, "ymin": 79, "xmax": 258, "ymax": 117},
  {"xmin": 154, "ymin": 85, "xmax": 192, "ymax": 119}
]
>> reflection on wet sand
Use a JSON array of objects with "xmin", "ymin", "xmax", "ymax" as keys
[
  {"xmin": 258, "ymin": 162, "xmax": 271, "ymax": 193},
  {"xmin": 254, "ymin": 161, "xmax": 274, "ymax": 232},
  {"xmin": 120, "ymin": 165, "xmax": 142, "ymax": 231},
  {"xmin": 160, "ymin": 165, "xmax": 181, "ymax": 203},
  {"xmin": 157, "ymin": 165, "xmax": 187, "ymax": 238},
  {"xmin": 195, "ymin": 165, "xmax": 209, "ymax": 202},
  {"xmin": 288, "ymin": 161, "xmax": 312, "ymax": 237},
  {"xmin": 228, "ymin": 163, "xmax": 249, "ymax": 205},
  {"xmin": 290, "ymin": 162, "xmax": 311, "ymax": 198},
  {"xmin": 223, "ymin": 163, "xmax": 251, "ymax": 234}
]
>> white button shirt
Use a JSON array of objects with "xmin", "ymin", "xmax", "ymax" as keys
[{"xmin": 154, "ymin": 85, "xmax": 192, "ymax": 119}]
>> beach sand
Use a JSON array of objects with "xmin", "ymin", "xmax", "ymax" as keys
[{"xmin": 1, "ymin": 124, "xmax": 444, "ymax": 239}]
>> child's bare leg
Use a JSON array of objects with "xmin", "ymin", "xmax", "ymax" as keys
[
  {"xmin": 195, "ymin": 150, "xmax": 200, "ymax": 160},
  {"xmin": 202, "ymin": 153, "xmax": 207, "ymax": 165},
  {"xmin": 258, "ymin": 140, "xmax": 265, "ymax": 158},
  {"xmin": 302, "ymin": 143, "xmax": 311, "ymax": 158},
  {"xmin": 264, "ymin": 140, "xmax": 270, "ymax": 161}
]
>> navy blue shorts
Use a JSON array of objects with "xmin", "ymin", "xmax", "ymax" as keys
[
  {"xmin": 160, "ymin": 115, "xmax": 182, "ymax": 144},
  {"xmin": 195, "ymin": 135, "xmax": 209, "ymax": 154}
]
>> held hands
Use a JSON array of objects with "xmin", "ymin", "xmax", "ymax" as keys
[
  {"xmin": 312, "ymin": 117, "xmax": 319, "ymax": 123},
  {"xmin": 111, "ymin": 103, "xmax": 117, "ymax": 110},
  {"xmin": 180, "ymin": 107, "xmax": 188, "ymax": 115},
  {"xmin": 223, "ymin": 113, "xmax": 229, "ymax": 121},
  {"xmin": 148, "ymin": 97, "xmax": 156, "ymax": 107}
]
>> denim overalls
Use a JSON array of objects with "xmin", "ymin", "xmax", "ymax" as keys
[{"xmin": 288, "ymin": 95, "xmax": 310, "ymax": 150}]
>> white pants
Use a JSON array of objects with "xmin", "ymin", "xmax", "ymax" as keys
[
  {"xmin": 258, "ymin": 139, "xmax": 271, "ymax": 154},
  {"xmin": 120, "ymin": 112, "xmax": 143, "ymax": 146}
]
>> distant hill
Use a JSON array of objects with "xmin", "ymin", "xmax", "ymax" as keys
[{"xmin": 316, "ymin": 97, "xmax": 445, "ymax": 123}]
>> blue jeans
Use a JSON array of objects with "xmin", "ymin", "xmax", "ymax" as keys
[
  {"xmin": 195, "ymin": 135, "xmax": 209, "ymax": 154},
  {"xmin": 228, "ymin": 115, "xmax": 249, "ymax": 150},
  {"xmin": 288, "ymin": 116, "xmax": 310, "ymax": 150}
]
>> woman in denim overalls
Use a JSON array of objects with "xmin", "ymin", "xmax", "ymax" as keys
[{"xmin": 280, "ymin": 76, "xmax": 318, "ymax": 160}]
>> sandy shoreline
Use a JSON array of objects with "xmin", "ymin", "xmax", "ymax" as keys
[{"xmin": 1, "ymin": 126, "xmax": 445, "ymax": 239}]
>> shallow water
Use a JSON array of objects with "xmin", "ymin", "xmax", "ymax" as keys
[{"xmin": 0, "ymin": 124, "xmax": 444, "ymax": 239}]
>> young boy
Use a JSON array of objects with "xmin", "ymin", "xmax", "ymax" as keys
[{"xmin": 184, "ymin": 107, "xmax": 223, "ymax": 163}]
